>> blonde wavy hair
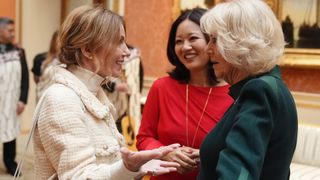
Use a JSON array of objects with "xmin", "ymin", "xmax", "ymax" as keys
[
  {"xmin": 58, "ymin": 5, "xmax": 124, "ymax": 71},
  {"xmin": 201, "ymin": 0, "xmax": 285, "ymax": 75}
]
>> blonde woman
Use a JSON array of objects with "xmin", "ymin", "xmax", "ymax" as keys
[{"xmin": 31, "ymin": 5, "xmax": 179, "ymax": 179}]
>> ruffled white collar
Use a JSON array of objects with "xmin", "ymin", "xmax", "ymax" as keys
[{"xmin": 68, "ymin": 65, "xmax": 104, "ymax": 96}]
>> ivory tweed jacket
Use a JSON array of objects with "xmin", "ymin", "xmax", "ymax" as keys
[{"xmin": 32, "ymin": 65, "xmax": 138, "ymax": 180}]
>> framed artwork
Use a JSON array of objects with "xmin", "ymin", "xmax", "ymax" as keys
[{"xmin": 276, "ymin": 0, "xmax": 320, "ymax": 68}]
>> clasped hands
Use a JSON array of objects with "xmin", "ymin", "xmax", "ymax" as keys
[
  {"xmin": 161, "ymin": 146, "xmax": 200, "ymax": 174},
  {"xmin": 121, "ymin": 143, "xmax": 181, "ymax": 179}
]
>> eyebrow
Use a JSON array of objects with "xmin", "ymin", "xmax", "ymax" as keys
[{"xmin": 176, "ymin": 31, "xmax": 202, "ymax": 37}]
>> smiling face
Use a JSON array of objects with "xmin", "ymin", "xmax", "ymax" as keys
[
  {"xmin": 95, "ymin": 25, "xmax": 130, "ymax": 77},
  {"xmin": 174, "ymin": 20, "xmax": 209, "ymax": 73}
]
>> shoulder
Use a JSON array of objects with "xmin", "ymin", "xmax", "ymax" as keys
[
  {"xmin": 42, "ymin": 84, "xmax": 82, "ymax": 108},
  {"xmin": 239, "ymin": 76, "xmax": 279, "ymax": 105},
  {"xmin": 13, "ymin": 45, "xmax": 26, "ymax": 55},
  {"xmin": 152, "ymin": 76, "xmax": 179, "ymax": 88},
  {"xmin": 244, "ymin": 76, "xmax": 278, "ymax": 93}
]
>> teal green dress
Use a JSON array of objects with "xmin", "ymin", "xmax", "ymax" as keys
[{"xmin": 198, "ymin": 66, "xmax": 298, "ymax": 180}]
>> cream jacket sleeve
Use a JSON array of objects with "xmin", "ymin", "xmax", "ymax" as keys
[{"xmin": 34, "ymin": 84, "xmax": 137, "ymax": 180}]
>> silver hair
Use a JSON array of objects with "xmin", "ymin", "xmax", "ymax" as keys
[{"xmin": 201, "ymin": 0, "xmax": 285, "ymax": 75}]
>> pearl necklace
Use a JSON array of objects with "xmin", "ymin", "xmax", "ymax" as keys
[{"xmin": 185, "ymin": 84, "xmax": 212, "ymax": 147}]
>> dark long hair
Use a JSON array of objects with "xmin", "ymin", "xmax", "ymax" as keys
[{"xmin": 167, "ymin": 7, "xmax": 217, "ymax": 85}]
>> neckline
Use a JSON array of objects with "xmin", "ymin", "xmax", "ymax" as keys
[{"xmin": 185, "ymin": 84, "xmax": 212, "ymax": 147}]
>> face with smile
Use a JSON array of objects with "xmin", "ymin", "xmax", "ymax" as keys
[
  {"xmin": 174, "ymin": 20, "xmax": 209, "ymax": 73},
  {"xmin": 95, "ymin": 25, "xmax": 130, "ymax": 77}
]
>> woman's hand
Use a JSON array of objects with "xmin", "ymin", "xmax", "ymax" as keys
[
  {"xmin": 161, "ymin": 146, "xmax": 198, "ymax": 174},
  {"xmin": 121, "ymin": 143, "xmax": 180, "ymax": 172},
  {"xmin": 180, "ymin": 146, "xmax": 200, "ymax": 165},
  {"xmin": 134, "ymin": 159, "xmax": 180, "ymax": 179}
]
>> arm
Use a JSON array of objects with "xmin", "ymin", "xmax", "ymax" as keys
[
  {"xmin": 136, "ymin": 81, "xmax": 165, "ymax": 150},
  {"xmin": 37, "ymin": 88, "xmax": 138, "ymax": 179},
  {"xmin": 19, "ymin": 48, "xmax": 29, "ymax": 104},
  {"xmin": 136, "ymin": 81, "xmax": 197, "ymax": 174},
  {"xmin": 216, "ymin": 80, "xmax": 276, "ymax": 180}
]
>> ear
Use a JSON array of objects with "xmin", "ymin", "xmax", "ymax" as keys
[{"xmin": 80, "ymin": 46, "xmax": 93, "ymax": 60}]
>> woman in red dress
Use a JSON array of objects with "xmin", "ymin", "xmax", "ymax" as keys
[{"xmin": 136, "ymin": 8, "xmax": 234, "ymax": 180}]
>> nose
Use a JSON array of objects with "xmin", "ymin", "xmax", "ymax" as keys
[
  {"xmin": 182, "ymin": 41, "xmax": 192, "ymax": 51},
  {"xmin": 123, "ymin": 44, "xmax": 131, "ymax": 57}
]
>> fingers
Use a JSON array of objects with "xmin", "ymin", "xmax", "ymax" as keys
[
  {"xmin": 157, "ymin": 143, "xmax": 181, "ymax": 157},
  {"xmin": 120, "ymin": 147, "xmax": 132, "ymax": 158},
  {"xmin": 158, "ymin": 161, "xmax": 180, "ymax": 168},
  {"xmin": 166, "ymin": 143, "xmax": 181, "ymax": 149},
  {"xmin": 140, "ymin": 144, "xmax": 181, "ymax": 161},
  {"xmin": 180, "ymin": 146, "xmax": 199, "ymax": 159},
  {"xmin": 176, "ymin": 152, "xmax": 197, "ymax": 166},
  {"xmin": 141, "ymin": 159, "xmax": 179, "ymax": 177}
]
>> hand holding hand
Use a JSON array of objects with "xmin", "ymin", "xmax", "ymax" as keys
[
  {"xmin": 180, "ymin": 146, "xmax": 200, "ymax": 165},
  {"xmin": 161, "ymin": 147, "xmax": 198, "ymax": 174},
  {"xmin": 121, "ymin": 143, "xmax": 180, "ymax": 172}
]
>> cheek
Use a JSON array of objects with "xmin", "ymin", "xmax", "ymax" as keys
[{"xmin": 174, "ymin": 46, "xmax": 180, "ymax": 57}]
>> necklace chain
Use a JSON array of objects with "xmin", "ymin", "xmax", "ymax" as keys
[{"xmin": 185, "ymin": 84, "xmax": 212, "ymax": 147}]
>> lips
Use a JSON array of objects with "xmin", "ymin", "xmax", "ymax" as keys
[
  {"xmin": 116, "ymin": 59, "xmax": 124, "ymax": 65},
  {"xmin": 184, "ymin": 54, "xmax": 196, "ymax": 59},
  {"xmin": 183, "ymin": 52, "xmax": 197, "ymax": 60}
]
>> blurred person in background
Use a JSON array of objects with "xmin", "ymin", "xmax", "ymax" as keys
[
  {"xmin": 0, "ymin": 17, "xmax": 29, "ymax": 176},
  {"xmin": 31, "ymin": 30, "xmax": 60, "ymax": 102}
]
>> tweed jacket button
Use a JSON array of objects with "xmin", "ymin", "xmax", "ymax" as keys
[{"xmin": 103, "ymin": 145, "xmax": 108, "ymax": 150}]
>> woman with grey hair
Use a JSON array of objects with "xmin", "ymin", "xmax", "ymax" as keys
[{"xmin": 198, "ymin": 0, "xmax": 298, "ymax": 179}]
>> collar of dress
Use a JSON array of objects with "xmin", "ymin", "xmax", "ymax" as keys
[{"xmin": 51, "ymin": 64, "xmax": 115, "ymax": 120}]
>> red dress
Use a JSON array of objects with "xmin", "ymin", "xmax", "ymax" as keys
[{"xmin": 137, "ymin": 77, "xmax": 233, "ymax": 180}]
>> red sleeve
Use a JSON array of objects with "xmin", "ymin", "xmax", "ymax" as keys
[{"xmin": 136, "ymin": 80, "xmax": 165, "ymax": 150}]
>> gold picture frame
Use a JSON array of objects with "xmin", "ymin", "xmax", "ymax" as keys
[
  {"xmin": 173, "ymin": 0, "xmax": 320, "ymax": 69},
  {"xmin": 276, "ymin": 0, "xmax": 320, "ymax": 69}
]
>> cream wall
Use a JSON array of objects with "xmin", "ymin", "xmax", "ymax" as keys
[{"xmin": 20, "ymin": 0, "xmax": 61, "ymax": 132}]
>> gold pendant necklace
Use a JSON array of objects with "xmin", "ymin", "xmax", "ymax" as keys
[{"xmin": 185, "ymin": 84, "xmax": 212, "ymax": 147}]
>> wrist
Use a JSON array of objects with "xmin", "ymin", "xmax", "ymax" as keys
[{"xmin": 123, "ymin": 161, "xmax": 140, "ymax": 172}]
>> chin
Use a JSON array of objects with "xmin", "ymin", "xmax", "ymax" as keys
[
  {"xmin": 111, "ymin": 71, "xmax": 121, "ymax": 77},
  {"xmin": 214, "ymin": 72, "xmax": 223, "ymax": 79}
]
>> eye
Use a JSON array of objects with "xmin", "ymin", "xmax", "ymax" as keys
[
  {"xmin": 175, "ymin": 39, "xmax": 183, "ymax": 45},
  {"xmin": 189, "ymin": 36, "xmax": 199, "ymax": 41}
]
